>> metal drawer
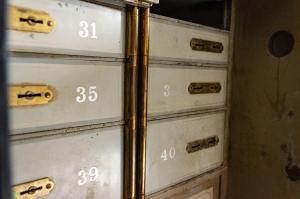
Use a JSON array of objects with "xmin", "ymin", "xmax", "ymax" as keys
[
  {"xmin": 186, "ymin": 187, "xmax": 214, "ymax": 199},
  {"xmin": 9, "ymin": 56, "xmax": 123, "ymax": 134},
  {"xmin": 11, "ymin": 127, "xmax": 122, "ymax": 199},
  {"xmin": 8, "ymin": 0, "xmax": 125, "ymax": 58},
  {"xmin": 148, "ymin": 65, "xmax": 227, "ymax": 116},
  {"xmin": 146, "ymin": 112, "xmax": 225, "ymax": 194},
  {"xmin": 150, "ymin": 15, "xmax": 229, "ymax": 64}
]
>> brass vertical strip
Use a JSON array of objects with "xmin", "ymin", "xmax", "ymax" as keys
[
  {"xmin": 136, "ymin": 7, "xmax": 150, "ymax": 199},
  {"xmin": 124, "ymin": 6, "xmax": 139, "ymax": 199}
]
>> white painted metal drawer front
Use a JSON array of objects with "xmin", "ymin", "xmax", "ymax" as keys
[
  {"xmin": 9, "ymin": 0, "xmax": 124, "ymax": 57},
  {"xmin": 187, "ymin": 187, "xmax": 214, "ymax": 199},
  {"xmin": 150, "ymin": 16, "xmax": 229, "ymax": 64},
  {"xmin": 146, "ymin": 113, "xmax": 225, "ymax": 194},
  {"xmin": 148, "ymin": 65, "xmax": 227, "ymax": 116},
  {"xmin": 9, "ymin": 57, "xmax": 123, "ymax": 134},
  {"xmin": 12, "ymin": 127, "xmax": 122, "ymax": 199}
]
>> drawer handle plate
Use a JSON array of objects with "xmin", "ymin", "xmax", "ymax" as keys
[
  {"xmin": 190, "ymin": 38, "xmax": 224, "ymax": 53},
  {"xmin": 186, "ymin": 136, "xmax": 219, "ymax": 153},
  {"xmin": 188, "ymin": 82, "xmax": 222, "ymax": 94},
  {"xmin": 13, "ymin": 178, "xmax": 55, "ymax": 199},
  {"xmin": 10, "ymin": 85, "xmax": 55, "ymax": 107},
  {"xmin": 9, "ymin": 5, "xmax": 55, "ymax": 33}
]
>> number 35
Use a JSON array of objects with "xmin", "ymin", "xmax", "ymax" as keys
[{"xmin": 76, "ymin": 86, "xmax": 98, "ymax": 103}]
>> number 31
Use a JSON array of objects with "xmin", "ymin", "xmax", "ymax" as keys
[{"xmin": 79, "ymin": 21, "xmax": 97, "ymax": 39}]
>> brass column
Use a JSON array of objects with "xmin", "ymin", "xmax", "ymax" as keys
[
  {"xmin": 136, "ymin": 7, "xmax": 150, "ymax": 199},
  {"xmin": 124, "ymin": 5, "xmax": 139, "ymax": 199}
]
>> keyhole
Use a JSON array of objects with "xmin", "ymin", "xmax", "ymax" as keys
[
  {"xmin": 18, "ymin": 91, "xmax": 42, "ymax": 100},
  {"xmin": 20, "ymin": 16, "xmax": 43, "ymax": 26},
  {"xmin": 212, "ymin": 44, "xmax": 223, "ymax": 50},
  {"xmin": 210, "ymin": 85, "xmax": 218, "ymax": 91},
  {"xmin": 195, "ymin": 43, "xmax": 204, "ymax": 47},
  {"xmin": 194, "ymin": 86, "xmax": 204, "ymax": 91},
  {"xmin": 191, "ymin": 144, "xmax": 201, "ymax": 149},
  {"xmin": 20, "ymin": 186, "xmax": 43, "ymax": 195}
]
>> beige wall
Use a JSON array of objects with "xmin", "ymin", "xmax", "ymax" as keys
[{"xmin": 228, "ymin": 0, "xmax": 300, "ymax": 198}]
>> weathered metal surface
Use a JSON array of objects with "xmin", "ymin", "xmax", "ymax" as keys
[
  {"xmin": 9, "ymin": 56, "xmax": 123, "ymax": 134},
  {"xmin": 146, "ymin": 112, "xmax": 225, "ymax": 194},
  {"xmin": 149, "ymin": 15, "xmax": 229, "ymax": 63},
  {"xmin": 148, "ymin": 65, "xmax": 227, "ymax": 116},
  {"xmin": 229, "ymin": 0, "xmax": 300, "ymax": 198},
  {"xmin": 9, "ymin": 0, "xmax": 125, "ymax": 58},
  {"xmin": 11, "ymin": 127, "xmax": 122, "ymax": 199}
]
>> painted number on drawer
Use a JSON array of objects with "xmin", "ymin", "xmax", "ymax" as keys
[
  {"xmin": 77, "ymin": 167, "xmax": 99, "ymax": 186},
  {"xmin": 76, "ymin": 86, "xmax": 98, "ymax": 103},
  {"xmin": 163, "ymin": 84, "xmax": 171, "ymax": 97},
  {"xmin": 161, "ymin": 147, "xmax": 176, "ymax": 161},
  {"xmin": 79, "ymin": 21, "xmax": 97, "ymax": 39}
]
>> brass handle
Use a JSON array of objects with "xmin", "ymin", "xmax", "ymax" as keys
[
  {"xmin": 188, "ymin": 82, "xmax": 222, "ymax": 94},
  {"xmin": 190, "ymin": 38, "xmax": 224, "ymax": 53},
  {"xmin": 186, "ymin": 136, "xmax": 219, "ymax": 154}
]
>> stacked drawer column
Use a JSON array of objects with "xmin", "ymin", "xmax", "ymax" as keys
[
  {"xmin": 146, "ymin": 14, "xmax": 230, "ymax": 198},
  {"xmin": 8, "ymin": 1, "xmax": 126, "ymax": 198}
]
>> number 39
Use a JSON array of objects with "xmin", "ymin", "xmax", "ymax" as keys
[{"xmin": 77, "ymin": 167, "xmax": 99, "ymax": 186}]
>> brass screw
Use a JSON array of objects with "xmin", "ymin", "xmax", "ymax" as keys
[
  {"xmin": 47, "ymin": 20, "xmax": 53, "ymax": 27},
  {"xmin": 46, "ymin": 183, "xmax": 52, "ymax": 189},
  {"xmin": 44, "ymin": 92, "xmax": 51, "ymax": 99}
]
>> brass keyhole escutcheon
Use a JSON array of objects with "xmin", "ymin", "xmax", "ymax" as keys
[
  {"xmin": 10, "ymin": 85, "xmax": 55, "ymax": 107},
  {"xmin": 9, "ymin": 5, "xmax": 55, "ymax": 33},
  {"xmin": 190, "ymin": 38, "xmax": 224, "ymax": 53},
  {"xmin": 13, "ymin": 178, "xmax": 55, "ymax": 199},
  {"xmin": 186, "ymin": 136, "xmax": 220, "ymax": 154},
  {"xmin": 188, "ymin": 82, "xmax": 222, "ymax": 94}
]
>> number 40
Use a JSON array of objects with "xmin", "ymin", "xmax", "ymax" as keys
[{"xmin": 161, "ymin": 147, "xmax": 176, "ymax": 161}]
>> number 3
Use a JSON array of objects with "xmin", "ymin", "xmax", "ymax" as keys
[
  {"xmin": 163, "ymin": 84, "xmax": 170, "ymax": 97},
  {"xmin": 77, "ymin": 170, "xmax": 88, "ymax": 186},
  {"xmin": 76, "ymin": 87, "xmax": 86, "ymax": 103}
]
